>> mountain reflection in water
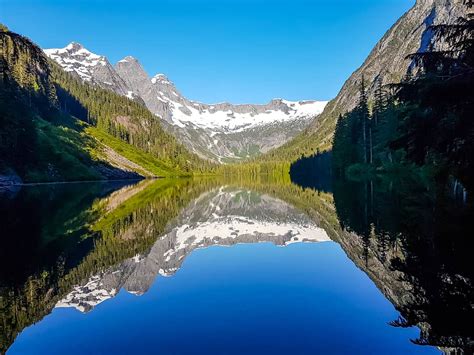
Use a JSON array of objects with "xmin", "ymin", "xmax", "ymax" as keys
[
  {"xmin": 0, "ymin": 174, "xmax": 472, "ymax": 354},
  {"xmin": 55, "ymin": 185, "xmax": 330, "ymax": 312}
]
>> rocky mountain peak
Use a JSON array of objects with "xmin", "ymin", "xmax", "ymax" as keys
[
  {"xmin": 46, "ymin": 44, "xmax": 327, "ymax": 162},
  {"xmin": 115, "ymin": 56, "xmax": 148, "ymax": 76},
  {"xmin": 65, "ymin": 41, "xmax": 84, "ymax": 51},
  {"xmin": 118, "ymin": 55, "xmax": 138, "ymax": 62},
  {"xmin": 45, "ymin": 43, "xmax": 132, "ymax": 96},
  {"xmin": 295, "ymin": 0, "xmax": 469, "ymax": 153},
  {"xmin": 151, "ymin": 73, "xmax": 173, "ymax": 86},
  {"xmin": 59, "ymin": 42, "xmax": 107, "ymax": 64}
]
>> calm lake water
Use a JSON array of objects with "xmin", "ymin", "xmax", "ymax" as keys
[{"xmin": 0, "ymin": 171, "xmax": 472, "ymax": 354}]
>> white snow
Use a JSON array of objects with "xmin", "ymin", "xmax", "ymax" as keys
[
  {"xmin": 161, "ymin": 96, "xmax": 328, "ymax": 134},
  {"xmin": 170, "ymin": 216, "xmax": 329, "ymax": 255},
  {"xmin": 44, "ymin": 42, "xmax": 328, "ymax": 148},
  {"xmin": 160, "ymin": 188, "xmax": 331, "ymax": 263},
  {"xmin": 44, "ymin": 43, "xmax": 107, "ymax": 82},
  {"xmin": 55, "ymin": 275, "xmax": 117, "ymax": 313},
  {"xmin": 151, "ymin": 74, "xmax": 172, "ymax": 85},
  {"xmin": 162, "ymin": 204, "xmax": 330, "ymax": 262},
  {"xmin": 118, "ymin": 56, "xmax": 135, "ymax": 63}
]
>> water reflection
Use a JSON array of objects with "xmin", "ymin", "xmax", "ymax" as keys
[
  {"xmin": 0, "ymin": 178, "xmax": 212, "ymax": 352},
  {"xmin": 1, "ymin": 174, "xmax": 472, "ymax": 354},
  {"xmin": 56, "ymin": 186, "xmax": 330, "ymax": 312},
  {"xmin": 332, "ymin": 176, "xmax": 473, "ymax": 353},
  {"xmin": 292, "ymin": 153, "xmax": 473, "ymax": 353}
]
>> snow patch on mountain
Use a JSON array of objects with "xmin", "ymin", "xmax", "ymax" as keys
[
  {"xmin": 55, "ymin": 275, "xmax": 117, "ymax": 313},
  {"xmin": 44, "ymin": 42, "xmax": 106, "ymax": 81},
  {"xmin": 163, "ymin": 215, "xmax": 330, "ymax": 262},
  {"xmin": 164, "ymin": 98, "xmax": 327, "ymax": 133}
]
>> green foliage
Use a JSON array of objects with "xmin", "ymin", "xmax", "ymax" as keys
[
  {"xmin": 217, "ymin": 160, "xmax": 292, "ymax": 181},
  {"xmin": 85, "ymin": 126, "xmax": 186, "ymax": 177},
  {"xmin": 345, "ymin": 163, "xmax": 376, "ymax": 181},
  {"xmin": 253, "ymin": 100, "xmax": 340, "ymax": 164},
  {"xmin": 23, "ymin": 118, "xmax": 102, "ymax": 182},
  {"xmin": 0, "ymin": 30, "xmax": 58, "ymax": 174},
  {"xmin": 0, "ymin": 28, "xmax": 216, "ymax": 181},
  {"xmin": 50, "ymin": 63, "xmax": 214, "ymax": 174},
  {"xmin": 332, "ymin": 171, "xmax": 473, "ymax": 350}
]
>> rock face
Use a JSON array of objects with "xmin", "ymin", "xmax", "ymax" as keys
[
  {"xmin": 277, "ymin": 0, "xmax": 470, "ymax": 154},
  {"xmin": 45, "ymin": 45, "xmax": 327, "ymax": 162},
  {"xmin": 326, "ymin": 0, "xmax": 467, "ymax": 114},
  {"xmin": 55, "ymin": 187, "xmax": 330, "ymax": 312}
]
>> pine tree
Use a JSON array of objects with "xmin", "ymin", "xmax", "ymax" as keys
[{"xmin": 357, "ymin": 77, "xmax": 370, "ymax": 164}]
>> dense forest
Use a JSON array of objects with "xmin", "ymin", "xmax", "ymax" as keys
[
  {"xmin": 332, "ymin": 2, "xmax": 474, "ymax": 196},
  {"xmin": 2, "ymin": 2, "xmax": 474, "ymax": 183},
  {"xmin": 50, "ymin": 63, "xmax": 215, "ymax": 174}
]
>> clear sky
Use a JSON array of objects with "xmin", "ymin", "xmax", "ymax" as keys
[{"xmin": 2, "ymin": 0, "xmax": 413, "ymax": 104}]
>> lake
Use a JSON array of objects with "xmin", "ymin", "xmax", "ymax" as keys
[{"xmin": 0, "ymin": 172, "xmax": 472, "ymax": 354}]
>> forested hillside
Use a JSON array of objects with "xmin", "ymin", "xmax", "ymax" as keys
[
  {"xmin": 0, "ymin": 25, "xmax": 213, "ymax": 183},
  {"xmin": 258, "ymin": 0, "xmax": 468, "ymax": 164},
  {"xmin": 332, "ymin": 3, "xmax": 474, "ymax": 193}
]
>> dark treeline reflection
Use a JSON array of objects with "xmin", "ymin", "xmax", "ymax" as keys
[
  {"xmin": 291, "ymin": 153, "xmax": 473, "ymax": 353},
  {"xmin": 0, "ymin": 182, "xmax": 128, "ymax": 284},
  {"xmin": 290, "ymin": 151, "xmax": 333, "ymax": 193},
  {"xmin": 0, "ymin": 178, "xmax": 217, "ymax": 353},
  {"xmin": 334, "ymin": 176, "xmax": 473, "ymax": 351}
]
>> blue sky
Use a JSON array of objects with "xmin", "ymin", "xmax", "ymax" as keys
[{"xmin": 2, "ymin": 0, "xmax": 413, "ymax": 103}]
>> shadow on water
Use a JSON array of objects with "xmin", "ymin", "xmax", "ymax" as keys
[{"xmin": 290, "ymin": 153, "xmax": 474, "ymax": 353}]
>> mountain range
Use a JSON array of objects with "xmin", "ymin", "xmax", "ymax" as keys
[
  {"xmin": 1, "ymin": 0, "xmax": 471, "ymax": 184},
  {"xmin": 45, "ymin": 44, "xmax": 327, "ymax": 162}
]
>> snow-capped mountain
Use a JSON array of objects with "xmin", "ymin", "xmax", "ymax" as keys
[
  {"xmin": 44, "ymin": 42, "xmax": 132, "ymax": 97},
  {"xmin": 55, "ymin": 187, "xmax": 330, "ymax": 312},
  {"xmin": 45, "ymin": 43, "xmax": 328, "ymax": 162}
]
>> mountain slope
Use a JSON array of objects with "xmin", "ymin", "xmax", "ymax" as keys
[
  {"xmin": 260, "ymin": 0, "xmax": 469, "ymax": 162},
  {"xmin": 0, "ymin": 26, "xmax": 207, "ymax": 183},
  {"xmin": 45, "ymin": 45, "xmax": 327, "ymax": 162}
]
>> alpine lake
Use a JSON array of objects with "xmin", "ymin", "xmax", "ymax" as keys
[{"xmin": 1, "ymin": 162, "xmax": 472, "ymax": 354}]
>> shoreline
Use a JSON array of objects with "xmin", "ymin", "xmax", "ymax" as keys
[{"xmin": 0, "ymin": 177, "xmax": 149, "ymax": 188}]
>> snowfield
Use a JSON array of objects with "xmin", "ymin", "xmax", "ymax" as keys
[{"xmin": 164, "ymin": 97, "xmax": 328, "ymax": 133}]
